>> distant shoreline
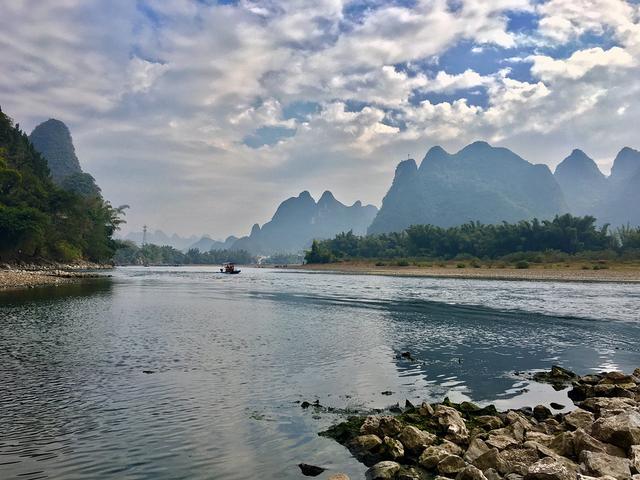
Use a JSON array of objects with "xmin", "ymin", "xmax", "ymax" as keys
[{"xmin": 293, "ymin": 262, "xmax": 640, "ymax": 283}]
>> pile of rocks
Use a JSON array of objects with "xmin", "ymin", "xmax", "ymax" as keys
[{"xmin": 321, "ymin": 367, "xmax": 640, "ymax": 480}]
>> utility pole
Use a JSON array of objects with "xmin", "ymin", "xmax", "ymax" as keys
[{"xmin": 142, "ymin": 225, "xmax": 148, "ymax": 246}]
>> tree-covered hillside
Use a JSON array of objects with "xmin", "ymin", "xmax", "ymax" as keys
[{"xmin": 0, "ymin": 107, "xmax": 125, "ymax": 263}]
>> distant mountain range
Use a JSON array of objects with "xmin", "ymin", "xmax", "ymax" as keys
[
  {"xmin": 123, "ymin": 230, "xmax": 200, "ymax": 251},
  {"xmin": 30, "ymin": 119, "xmax": 101, "ymax": 196},
  {"xmin": 232, "ymin": 191, "xmax": 378, "ymax": 255}
]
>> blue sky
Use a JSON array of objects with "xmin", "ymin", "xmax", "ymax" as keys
[{"xmin": 1, "ymin": 0, "xmax": 639, "ymax": 237}]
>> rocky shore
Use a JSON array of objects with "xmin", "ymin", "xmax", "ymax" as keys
[
  {"xmin": 0, "ymin": 261, "xmax": 111, "ymax": 290},
  {"xmin": 320, "ymin": 367, "xmax": 640, "ymax": 480}
]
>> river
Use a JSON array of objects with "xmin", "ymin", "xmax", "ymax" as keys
[{"xmin": 1, "ymin": 266, "xmax": 639, "ymax": 479}]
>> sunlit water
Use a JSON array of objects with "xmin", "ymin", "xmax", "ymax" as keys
[{"xmin": 1, "ymin": 266, "xmax": 639, "ymax": 479}]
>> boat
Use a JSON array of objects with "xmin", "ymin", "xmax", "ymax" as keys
[{"xmin": 219, "ymin": 262, "xmax": 241, "ymax": 274}]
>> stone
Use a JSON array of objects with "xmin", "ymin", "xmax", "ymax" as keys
[
  {"xmin": 438, "ymin": 455, "xmax": 468, "ymax": 476},
  {"xmin": 497, "ymin": 449, "xmax": 541, "ymax": 476},
  {"xmin": 477, "ymin": 416, "xmax": 505, "ymax": 430},
  {"xmin": 379, "ymin": 416, "xmax": 404, "ymax": 437},
  {"xmin": 465, "ymin": 438, "xmax": 492, "ymax": 464},
  {"xmin": 456, "ymin": 465, "xmax": 488, "ymax": 480},
  {"xmin": 435, "ymin": 405, "xmax": 469, "ymax": 444},
  {"xmin": 534, "ymin": 406, "xmax": 553, "ymax": 422},
  {"xmin": 541, "ymin": 419, "xmax": 565, "ymax": 436},
  {"xmin": 634, "ymin": 368, "xmax": 640, "ymax": 379},
  {"xmin": 398, "ymin": 426, "xmax": 437, "ymax": 452},
  {"xmin": 328, "ymin": 475, "xmax": 350, "ymax": 480},
  {"xmin": 526, "ymin": 432, "xmax": 554, "ymax": 446},
  {"xmin": 484, "ymin": 468, "xmax": 502, "ymax": 480},
  {"xmin": 579, "ymin": 398, "xmax": 637, "ymax": 417},
  {"xmin": 473, "ymin": 449, "xmax": 504, "ymax": 473},
  {"xmin": 579, "ymin": 450, "xmax": 631, "ymax": 479},
  {"xmin": 361, "ymin": 416, "xmax": 382, "ymax": 435},
  {"xmin": 487, "ymin": 434, "xmax": 520, "ymax": 451},
  {"xmin": 440, "ymin": 440, "xmax": 465, "ymax": 456},
  {"xmin": 419, "ymin": 403, "xmax": 435, "ymax": 417},
  {"xmin": 599, "ymin": 372, "xmax": 637, "ymax": 386},
  {"xmin": 420, "ymin": 446, "xmax": 452, "ymax": 469},
  {"xmin": 524, "ymin": 457, "xmax": 575, "ymax": 480},
  {"xmin": 351, "ymin": 434, "xmax": 383, "ymax": 452},
  {"xmin": 298, "ymin": 463, "xmax": 326, "ymax": 476},
  {"xmin": 384, "ymin": 436, "xmax": 405, "ymax": 460},
  {"xmin": 505, "ymin": 475, "xmax": 523, "ymax": 480},
  {"xmin": 591, "ymin": 411, "xmax": 640, "ymax": 449},
  {"xmin": 630, "ymin": 445, "xmax": 639, "ymax": 474},
  {"xmin": 550, "ymin": 432, "xmax": 575, "ymax": 457},
  {"xmin": 550, "ymin": 403, "xmax": 565, "ymax": 411},
  {"xmin": 397, "ymin": 466, "xmax": 429, "ymax": 480},
  {"xmin": 366, "ymin": 461, "xmax": 402, "ymax": 480},
  {"xmin": 573, "ymin": 428, "xmax": 626, "ymax": 458},
  {"xmin": 564, "ymin": 409, "xmax": 595, "ymax": 433}
]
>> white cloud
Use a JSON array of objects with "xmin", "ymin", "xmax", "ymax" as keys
[{"xmin": 529, "ymin": 46, "xmax": 635, "ymax": 81}]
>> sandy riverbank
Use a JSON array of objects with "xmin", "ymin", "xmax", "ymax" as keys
[
  {"xmin": 0, "ymin": 263, "xmax": 112, "ymax": 290},
  {"xmin": 295, "ymin": 262, "xmax": 640, "ymax": 283}
]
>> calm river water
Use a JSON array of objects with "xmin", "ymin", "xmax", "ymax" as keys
[{"xmin": 1, "ymin": 266, "xmax": 640, "ymax": 479}]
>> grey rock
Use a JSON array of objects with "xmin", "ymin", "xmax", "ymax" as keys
[
  {"xmin": 497, "ymin": 448, "xmax": 541, "ymax": 476},
  {"xmin": 351, "ymin": 434, "xmax": 383, "ymax": 452},
  {"xmin": 579, "ymin": 450, "xmax": 631, "ymax": 479},
  {"xmin": 564, "ymin": 409, "xmax": 595, "ymax": 433},
  {"xmin": 465, "ymin": 438, "xmax": 491, "ymax": 464},
  {"xmin": 524, "ymin": 457, "xmax": 575, "ymax": 480},
  {"xmin": 438, "ymin": 455, "xmax": 468, "ymax": 476},
  {"xmin": 420, "ymin": 446, "xmax": 452, "ymax": 470},
  {"xmin": 550, "ymin": 432, "xmax": 575, "ymax": 457},
  {"xmin": 630, "ymin": 445, "xmax": 639, "ymax": 474},
  {"xmin": 456, "ymin": 465, "xmax": 488, "ymax": 480},
  {"xmin": 435, "ymin": 405, "xmax": 469, "ymax": 444},
  {"xmin": 366, "ymin": 461, "xmax": 402, "ymax": 480},
  {"xmin": 384, "ymin": 436, "xmax": 405, "ymax": 460},
  {"xmin": 398, "ymin": 426, "xmax": 437, "ymax": 452},
  {"xmin": 361, "ymin": 416, "xmax": 382, "ymax": 435},
  {"xmin": 477, "ymin": 416, "xmax": 505, "ymax": 430},
  {"xmin": 487, "ymin": 434, "xmax": 520, "ymax": 451},
  {"xmin": 573, "ymin": 428, "xmax": 626, "ymax": 458},
  {"xmin": 379, "ymin": 416, "xmax": 405, "ymax": 437},
  {"xmin": 484, "ymin": 468, "xmax": 502, "ymax": 480},
  {"xmin": 591, "ymin": 411, "xmax": 640, "ymax": 449}
]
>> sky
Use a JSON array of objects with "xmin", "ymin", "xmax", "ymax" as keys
[{"xmin": 1, "ymin": 0, "xmax": 639, "ymax": 238}]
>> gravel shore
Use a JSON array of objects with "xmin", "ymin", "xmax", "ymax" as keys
[
  {"xmin": 297, "ymin": 263, "xmax": 640, "ymax": 283},
  {"xmin": 0, "ymin": 263, "xmax": 111, "ymax": 290}
]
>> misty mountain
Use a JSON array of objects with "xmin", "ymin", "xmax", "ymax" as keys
[
  {"xmin": 232, "ymin": 190, "xmax": 378, "ymax": 254},
  {"xmin": 368, "ymin": 141, "xmax": 568, "ymax": 234},
  {"xmin": 29, "ymin": 119, "xmax": 101, "ymax": 196},
  {"xmin": 596, "ymin": 147, "xmax": 640, "ymax": 227},
  {"xmin": 554, "ymin": 149, "xmax": 607, "ymax": 216},
  {"xmin": 123, "ymin": 230, "xmax": 199, "ymax": 250},
  {"xmin": 188, "ymin": 235, "xmax": 238, "ymax": 252}
]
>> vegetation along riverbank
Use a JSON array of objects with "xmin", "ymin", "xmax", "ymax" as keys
[{"xmin": 318, "ymin": 366, "xmax": 640, "ymax": 480}]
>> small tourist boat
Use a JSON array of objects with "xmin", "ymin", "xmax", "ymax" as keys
[{"xmin": 219, "ymin": 262, "xmax": 241, "ymax": 274}]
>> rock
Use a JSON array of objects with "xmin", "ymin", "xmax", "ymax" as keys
[
  {"xmin": 379, "ymin": 416, "xmax": 404, "ymax": 437},
  {"xmin": 435, "ymin": 405, "xmax": 469, "ymax": 444},
  {"xmin": 487, "ymin": 434, "xmax": 520, "ymax": 451},
  {"xmin": 541, "ymin": 419, "xmax": 565, "ymax": 436},
  {"xmin": 573, "ymin": 428, "xmax": 626, "ymax": 458},
  {"xmin": 456, "ymin": 465, "xmax": 488, "ymax": 480},
  {"xmin": 579, "ymin": 450, "xmax": 631, "ymax": 479},
  {"xmin": 361, "ymin": 416, "xmax": 382, "ymax": 435},
  {"xmin": 534, "ymin": 406, "xmax": 553, "ymax": 422},
  {"xmin": 599, "ymin": 371, "xmax": 637, "ymax": 386},
  {"xmin": 351, "ymin": 434, "xmax": 383, "ymax": 452},
  {"xmin": 591, "ymin": 411, "xmax": 640, "ymax": 449},
  {"xmin": 525, "ymin": 432, "xmax": 554, "ymax": 446},
  {"xmin": 497, "ymin": 449, "xmax": 541, "ymax": 476},
  {"xmin": 397, "ymin": 426, "xmax": 437, "ymax": 452},
  {"xmin": 524, "ymin": 457, "xmax": 575, "ymax": 480},
  {"xmin": 465, "ymin": 438, "xmax": 492, "ymax": 464},
  {"xmin": 420, "ymin": 446, "xmax": 453, "ymax": 469},
  {"xmin": 533, "ymin": 366, "xmax": 578, "ymax": 388},
  {"xmin": 398, "ymin": 466, "xmax": 430, "ymax": 480},
  {"xmin": 440, "ymin": 440, "xmax": 465, "ymax": 456},
  {"xmin": 328, "ymin": 475, "xmax": 350, "ymax": 480},
  {"xmin": 419, "ymin": 403, "xmax": 435, "ymax": 417},
  {"xmin": 484, "ymin": 468, "xmax": 502, "ymax": 480},
  {"xmin": 367, "ymin": 461, "xmax": 402, "ymax": 480},
  {"xmin": 634, "ymin": 368, "xmax": 640, "ymax": 379},
  {"xmin": 550, "ymin": 403, "xmax": 565, "ymax": 411},
  {"xmin": 438, "ymin": 455, "xmax": 468, "ymax": 476},
  {"xmin": 579, "ymin": 398, "xmax": 637, "ymax": 417},
  {"xmin": 630, "ymin": 445, "xmax": 639, "ymax": 474},
  {"xmin": 473, "ymin": 449, "xmax": 503, "ymax": 473},
  {"xmin": 384, "ymin": 436, "xmax": 405, "ymax": 460},
  {"xmin": 550, "ymin": 432, "xmax": 575, "ymax": 457},
  {"xmin": 298, "ymin": 463, "xmax": 326, "ymax": 476},
  {"xmin": 504, "ymin": 475, "xmax": 523, "ymax": 480},
  {"xmin": 564, "ymin": 409, "xmax": 595, "ymax": 433},
  {"xmin": 477, "ymin": 416, "xmax": 505, "ymax": 430}
]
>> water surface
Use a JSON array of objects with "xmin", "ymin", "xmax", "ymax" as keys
[{"xmin": 1, "ymin": 266, "xmax": 639, "ymax": 479}]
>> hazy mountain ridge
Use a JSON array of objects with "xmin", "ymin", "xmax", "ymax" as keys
[
  {"xmin": 369, "ymin": 141, "xmax": 568, "ymax": 234},
  {"xmin": 29, "ymin": 119, "xmax": 101, "ymax": 196},
  {"xmin": 232, "ymin": 190, "xmax": 378, "ymax": 255}
]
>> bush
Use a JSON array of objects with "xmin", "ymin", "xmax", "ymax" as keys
[
  {"xmin": 456, "ymin": 263, "xmax": 466, "ymax": 268},
  {"xmin": 515, "ymin": 260, "xmax": 529, "ymax": 269},
  {"xmin": 375, "ymin": 261, "xmax": 386, "ymax": 266},
  {"xmin": 396, "ymin": 260, "xmax": 409, "ymax": 267}
]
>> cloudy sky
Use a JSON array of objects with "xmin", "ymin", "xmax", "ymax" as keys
[{"xmin": 1, "ymin": 0, "xmax": 639, "ymax": 238}]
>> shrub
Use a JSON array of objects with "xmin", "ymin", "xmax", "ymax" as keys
[
  {"xmin": 515, "ymin": 260, "xmax": 529, "ymax": 269},
  {"xmin": 396, "ymin": 260, "xmax": 410, "ymax": 267},
  {"xmin": 456, "ymin": 263, "xmax": 466, "ymax": 268}
]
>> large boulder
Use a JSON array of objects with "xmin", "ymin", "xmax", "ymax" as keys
[
  {"xmin": 579, "ymin": 450, "xmax": 631, "ymax": 479},
  {"xmin": 473, "ymin": 449, "xmax": 505, "ymax": 473},
  {"xmin": 524, "ymin": 457, "xmax": 576, "ymax": 480},
  {"xmin": 564, "ymin": 409, "xmax": 595, "ymax": 433},
  {"xmin": 477, "ymin": 416, "xmax": 505, "ymax": 430},
  {"xmin": 573, "ymin": 428, "xmax": 626, "ymax": 458},
  {"xmin": 384, "ymin": 436, "xmax": 405, "ymax": 460},
  {"xmin": 550, "ymin": 432, "xmax": 575, "ymax": 457},
  {"xmin": 465, "ymin": 438, "xmax": 492, "ymax": 463},
  {"xmin": 366, "ymin": 461, "xmax": 402, "ymax": 480},
  {"xmin": 398, "ymin": 426, "xmax": 437, "ymax": 452},
  {"xmin": 487, "ymin": 434, "xmax": 520, "ymax": 451},
  {"xmin": 379, "ymin": 416, "xmax": 405, "ymax": 437},
  {"xmin": 362, "ymin": 416, "xmax": 382, "ymax": 435},
  {"xmin": 435, "ymin": 406, "xmax": 469, "ymax": 444},
  {"xmin": 497, "ymin": 449, "xmax": 541, "ymax": 476},
  {"xmin": 579, "ymin": 398, "xmax": 637, "ymax": 417},
  {"xmin": 456, "ymin": 465, "xmax": 488, "ymax": 480},
  {"xmin": 591, "ymin": 411, "xmax": 640, "ymax": 449},
  {"xmin": 438, "ymin": 455, "xmax": 468, "ymax": 476},
  {"xmin": 351, "ymin": 434, "xmax": 383, "ymax": 452},
  {"xmin": 420, "ymin": 446, "xmax": 453, "ymax": 469},
  {"xmin": 630, "ymin": 445, "xmax": 639, "ymax": 474}
]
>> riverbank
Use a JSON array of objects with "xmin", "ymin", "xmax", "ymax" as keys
[
  {"xmin": 0, "ymin": 262, "xmax": 112, "ymax": 290},
  {"xmin": 320, "ymin": 366, "xmax": 640, "ymax": 480},
  {"xmin": 296, "ymin": 262, "xmax": 640, "ymax": 283}
]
